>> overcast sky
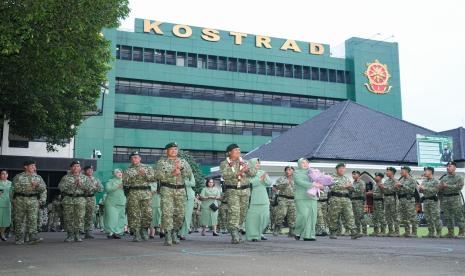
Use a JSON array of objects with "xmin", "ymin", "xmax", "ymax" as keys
[{"xmin": 120, "ymin": 0, "xmax": 465, "ymax": 132}]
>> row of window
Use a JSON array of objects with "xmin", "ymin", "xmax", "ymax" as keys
[
  {"xmin": 113, "ymin": 147, "xmax": 231, "ymax": 165},
  {"xmin": 114, "ymin": 113, "xmax": 295, "ymax": 137},
  {"xmin": 116, "ymin": 45, "xmax": 351, "ymax": 84},
  {"xmin": 115, "ymin": 78, "xmax": 343, "ymax": 110}
]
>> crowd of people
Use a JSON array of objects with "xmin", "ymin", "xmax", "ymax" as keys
[{"xmin": 0, "ymin": 142, "xmax": 464, "ymax": 246}]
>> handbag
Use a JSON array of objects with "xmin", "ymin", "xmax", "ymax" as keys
[{"xmin": 209, "ymin": 202, "xmax": 219, "ymax": 212}]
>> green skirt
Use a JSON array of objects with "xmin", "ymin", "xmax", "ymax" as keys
[
  {"xmin": 295, "ymin": 199, "xmax": 317, "ymax": 239},
  {"xmin": 245, "ymin": 203, "xmax": 270, "ymax": 240},
  {"xmin": 0, "ymin": 206, "xmax": 11, "ymax": 227},
  {"xmin": 200, "ymin": 203, "xmax": 219, "ymax": 227},
  {"xmin": 104, "ymin": 203, "xmax": 126, "ymax": 235},
  {"xmin": 180, "ymin": 197, "xmax": 195, "ymax": 235}
]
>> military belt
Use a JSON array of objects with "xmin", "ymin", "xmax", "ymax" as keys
[
  {"xmin": 278, "ymin": 194, "xmax": 294, "ymax": 200},
  {"xmin": 384, "ymin": 193, "xmax": 396, "ymax": 197},
  {"xmin": 62, "ymin": 193, "xmax": 87, "ymax": 198},
  {"xmin": 13, "ymin": 193, "xmax": 39, "ymax": 199},
  {"xmin": 224, "ymin": 185, "xmax": 250, "ymax": 190},
  {"xmin": 329, "ymin": 192, "xmax": 350, "ymax": 198},
  {"xmin": 85, "ymin": 194, "xmax": 95, "ymax": 197},
  {"xmin": 442, "ymin": 193, "xmax": 460, "ymax": 197},
  {"xmin": 422, "ymin": 195, "xmax": 438, "ymax": 202},
  {"xmin": 318, "ymin": 198, "xmax": 328, "ymax": 202},
  {"xmin": 127, "ymin": 186, "xmax": 151, "ymax": 191},
  {"xmin": 160, "ymin": 182, "xmax": 185, "ymax": 190},
  {"xmin": 373, "ymin": 198, "xmax": 384, "ymax": 202},
  {"xmin": 397, "ymin": 194, "xmax": 414, "ymax": 199},
  {"xmin": 351, "ymin": 196, "xmax": 365, "ymax": 201}
]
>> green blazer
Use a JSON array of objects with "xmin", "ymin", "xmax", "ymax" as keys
[
  {"xmin": 250, "ymin": 170, "xmax": 271, "ymax": 205},
  {"xmin": 104, "ymin": 178, "xmax": 126, "ymax": 206}
]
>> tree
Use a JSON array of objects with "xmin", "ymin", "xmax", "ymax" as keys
[
  {"xmin": 0, "ymin": 0, "xmax": 129, "ymax": 150},
  {"xmin": 178, "ymin": 150, "xmax": 206, "ymax": 194}
]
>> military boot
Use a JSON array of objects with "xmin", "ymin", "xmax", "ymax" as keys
[
  {"xmin": 371, "ymin": 227, "xmax": 379, "ymax": 237},
  {"xmin": 427, "ymin": 227, "xmax": 435, "ymax": 238},
  {"xmin": 84, "ymin": 231, "xmax": 95, "ymax": 239},
  {"xmin": 411, "ymin": 225, "xmax": 418, "ymax": 238},
  {"xmin": 457, "ymin": 228, "xmax": 465, "ymax": 238},
  {"xmin": 64, "ymin": 232, "xmax": 74, "ymax": 242},
  {"xmin": 132, "ymin": 229, "xmax": 142, "ymax": 242},
  {"xmin": 442, "ymin": 228, "xmax": 455, "ymax": 238},
  {"xmin": 28, "ymin": 233, "xmax": 42, "ymax": 244},
  {"xmin": 140, "ymin": 229, "xmax": 149, "ymax": 241},
  {"xmin": 362, "ymin": 226, "xmax": 368, "ymax": 236},
  {"xmin": 393, "ymin": 226, "xmax": 400, "ymax": 237},
  {"xmin": 231, "ymin": 230, "xmax": 240, "ymax": 244},
  {"xmin": 74, "ymin": 232, "xmax": 83, "ymax": 242},
  {"xmin": 172, "ymin": 230, "xmax": 180, "ymax": 245},
  {"xmin": 272, "ymin": 225, "xmax": 281, "ymax": 236},
  {"xmin": 288, "ymin": 227, "xmax": 295, "ymax": 238},
  {"xmin": 164, "ymin": 231, "xmax": 173, "ymax": 246},
  {"xmin": 329, "ymin": 230, "xmax": 338, "ymax": 239},
  {"xmin": 351, "ymin": 229, "xmax": 363, "ymax": 240},
  {"xmin": 379, "ymin": 226, "xmax": 386, "ymax": 237},
  {"xmin": 403, "ymin": 226, "xmax": 411, "ymax": 238},
  {"xmin": 15, "ymin": 235, "xmax": 25, "ymax": 245}
]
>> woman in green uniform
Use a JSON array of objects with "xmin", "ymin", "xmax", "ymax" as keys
[
  {"xmin": 0, "ymin": 169, "xmax": 12, "ymax": 241},
  {"xmin": 179, "ymin": 173, "xmax": 196, "ymax": 240},
  {"xmin": 294, "ymin": 158, "xmax": 322, "ymax": 241},
  {"xmin": 104, "ymin": 169, "xmax": 127, "ymax": 239},
  {"xmin": 200, "ymin": 178, "xmax": 221, "ymax": 236},
  {"xmin": 149, "ymin": 182, "xmax": 162, "ymax": 239},
  {"xmin": 245, "ymin": 158, "xmax": 272, "ymax": 241}
]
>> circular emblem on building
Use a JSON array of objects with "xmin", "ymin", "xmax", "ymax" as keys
[{"xmin": 364, "ymin": 59, "xmax": 392, "ymax": 94}]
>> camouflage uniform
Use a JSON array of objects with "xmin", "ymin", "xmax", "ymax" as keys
[
  {"xmin": 218, "ymin": 197, "xmax": 228, "ymax": 232},
  {"xmin": 421, "ymin": 177, "xmax": 441, "ymax": 238},
  {"xmin": 12, "ymin": 172, "xmax": 47, "ymax": 244},
  {"xmin": 328, "ymin": 174, "xmax": 358, "ymax": 238},
  {"xmin": 58, "ymin": 173, "xmax": 91, "ymax": 242},
  {"xmin": 351, "ymin": 179, "xmax": 367, "ymax": 235},
  {"xmin": 383, "ymin": 177, "xmax": 400, "ymax": 236},
  {"xmin": 396, "ymin": 175, "xmax": 418, "ymax": 237},
  {"xmin": 273, "ymin": 176, "xmax": 296, "ymax": 236},
  {"xmin": 439, "ymin": 173, "xmax": 465, "ymax": 237},
  {"xmin": 48, "ymin": 197, "xmax": 62, "ymax": 231},
  {"xmin": 220, "ymin": 158, "xmax": 257, "ymax": 244},
  {"xmin": 316, "ymin": 186, "xmax": 330, "ymax": 235},
  {"xmin": 192, "ymin": 197, "xmax": 201, "ymax": 231},
  {"xmin": 154, "ymin": 157, "xmax": 192, "ymax": 245},
  {"xmin": 371, "ymin": 182, "xmax": 386, "ymax": 236},
  {"xmin": 122, "ymin": 163, "xmax": 155, "ymax": 242},
  {"xmin": 84, "ymin": 175, "xmax": 103, "ymax": 237}
]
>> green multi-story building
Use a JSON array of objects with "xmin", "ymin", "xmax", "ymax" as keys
[{"xmin": 75, "ymin": 18, "xmax": 402, "ymax": 181}]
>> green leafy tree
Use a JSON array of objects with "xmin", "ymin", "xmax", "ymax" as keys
[
  {"xmin": 178, "ymin": 150, "xmax": 206, "ymax": 194},
  {"xmin": 0, "ymin": 0, "xmax": 129, "ymax": 150}
]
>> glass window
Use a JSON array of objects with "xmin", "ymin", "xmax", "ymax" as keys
[
  {"xmin": 176, "ymin": 52, "xmax": 186, "ymax": 67},
  {"xmin": 218, "ymin": 56, "xmax": 227, "ymax": 71},
  {"xmin": 120, "ymin": 45, "xmax": 132, "ymax": 60},
  {"xmin": 207, "ymin": 55, "xmax": 218, "ymax": 70},
  {"xmin": 303, "ymin": 66, "xmax": 311, "ymax": 79},
  {"xmin": 247, "ymin": 60, "xmax": 257, "ymax": 74},
  {"xmin": 284, "ymin": 64, "xmax": 293, "ymax": 78},
  {"xmin": 132, "ymin": 47, "xmax": 143, "ymax": 61},
  {"xmin": 166, "ymin": 51, "xmax": 176, "ymax": 65},
  {"xmin": 293, "ymin": 65, "xmax": 302, "ymax": 79},
  {"xmin": 238, "ymin": 59, "xmax": 247, "ymax": 73},
  {"xmin": 197, "ymin": 55, "xmax": 207, "ymax": 69},
  {"xmin": 266, "ymin": 62, "xmax": 275, "ymax": 76},
  {"xmin": 319, "ymin": 68, "xmax": 328, "ymax": 82},
  {"xmin": 276, "ymin": 63, "xmax": 284, "ymax": 77},
  {"xmin": 257, "ymin": 61, "xmax": 266, "ymax": 75},
  {"xmin": 311, "ymin": 67, "xmax": 319, "ymax": 80},
  {"xmin": 143, "ymin": 48, "xmax": 154, "ymax": 62},
  {"xmin": 336, "ymin": 70, "xmax": 345, "ymax": 83},
  {"xmin": 155, "ymin": 49, "xmax": 165, "ymax": 64},
  {"xmin": 116, "ymin": 45, "xmax": 120, "ymax": 59},
  {"xmin": 228, "ymin": 58, "xmax": 237, "ymax": 72},
  {"xmin": 328, "ymin": 69, "xmax": 336, "ymax": 82},
  {"xmin": 187, "ymin": 53, "xmax": 197, "ymax": 67}
]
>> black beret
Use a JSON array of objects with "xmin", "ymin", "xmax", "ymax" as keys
[
  {"xmin": 424, "ymin": 166, "xmax": 435, "ymax": 173},
  {"xmin": 352, "ymin": 170, "xmax": 361, "ymax": 175},
  {"xmin": 375, "ymin": 172, "xmax": 385, "ymax": 178},
  {"xmin": 400, "ymin": 166, "xmax": 411, "ymax": 172},
  {"xmin": 335, "ymin": 163, "xmax": 346, "ymax": 169},
  {"xmin": 386, "ymin": 167, "xmax": 397, "ymax": 173},
  {"xmin": 83, "ymin": 165, "xmax": 93, "ymax": 171},
  {"xmin": 226, "ymin": 143, "xmax": 239, "ymax": 153},
  {"xmin": 284, "ymin": 166, "xmax": 295, "ymax": 172},
  {"xmin": 23, "ymin": 160, "xmax": 36, "ymax": 166},
  {"xmin": 129, "ymin": 151, "xmax": 140, "ymax": 159},
  {"xmin": 69, "ymin": 160, "xmax": 80, "ymax": 167},
  {"xmin": 446, "ymin": 161, "xmax": 457, "ymax": 167},
  {"xmin": 164, "ymin": 142, "xmax": 178, "ymax": 150}
]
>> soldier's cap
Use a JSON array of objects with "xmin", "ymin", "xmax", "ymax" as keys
[
  {"xmin": 83, "ymin": 165, "xmax": 93, "ymax": 171},
  {"xmin": 69, "ymin": 160, "xmax": 80, "ymax": 167},
  {"xmin": 352, "ymin": 170, "xmax": 361, "ymax": 175},
  {"xmin": 446, "ymin": 161, "xmax": 457, "ymax": 167},
  {"xmin": 375, "ymin": 172, "xmax": 384, "ymax": 178},
  {"xmin": 424, "ymin": 166, "xmax": 435, "ymax": 173},
  {"xmin": 164, "ymin": 142, "xmax": 178, "ymax": 150},
  {"xmin": 23, "ymin": 160, "xmax": 36, "ymax": 166},
  {"xmin": 335, "ymin": 163, "xmax": 346, "ymax": 169},
  {"xmin": 129, "ymin": 151, "xmax": 140, "ymax": 159},
  {"xmin": 386, "ymin": 167, "xmax": 397, "ymax": 173},
  {"xmin": 400, "ymin": 166, "xmax": 411, "ymax": 172},
  {"xmin": 226, "ymin": 143, "xmax": 240, "ymax": 153},
  {"xmin": 284, "ymin": 166, "xmax": 295, "ymax": 172}
]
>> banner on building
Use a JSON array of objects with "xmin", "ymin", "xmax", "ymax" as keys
[{"xmin": 416, "ymin": 134, "xmax": 454, "ymax": 167}]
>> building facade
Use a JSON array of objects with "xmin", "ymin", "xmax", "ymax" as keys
[{"xmin": 75, "ymin": 18, "xmax": 402, "ymax": 181}]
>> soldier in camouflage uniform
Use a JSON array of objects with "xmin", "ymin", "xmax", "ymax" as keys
[
  {"xmin": 58, "ymin": 160, "xmax": 92, "ymax": 242},
  {"xmin": 419, "ymin": 167, "xmax": 441, "ymax": 238},
  {"xmin": 381, "ymin": 167, "xmax": 400, "ymax": 237},
  {"xmin": 273, "ymin": 166, "xmax": 296, "ymax": 237},
  {"xmin": 438, "ymin": 161, "xmax": 465, "ymax": 238},
  {"xmin": 123, "ymin": 151, "xmax": 155, "ymax": 242},
  {"xmin": 395, "ymin": 166, "xmax": 418, "ymax": 238},
  {"xmin": 220, "ymin": 144, "xmax": 257, "ymax": 244},
  {"xmin": 351, "ymin": 171, "xmax": 367, "ymax": 236},
  {"xmin": 192, "ymin": 194, "xmax": 201, "ymax": 232},
  {"xmin": 316, "ymin": 186, "xmax": 330, "ymax": 236},
  {"xmin": 12, "ymin": 160, "xmax": 47, "ymax": 245},
  {"xmin": 218, "ymin": 192, "xmax": 228, "ymax": 234},
  {"xmin": 328, "ymin": 163, "xmax": 361, "ymax": 239},
  {"xmin": 368, "ymin": 173, "xmax": 386, "ymax": 236},
  {"xmin": 154, "ymin": 142, "xmax": 192, "ymax": 246},
  {"xmin": 83, "ymin": 166, "xmax": 103, "ymax": 239}
]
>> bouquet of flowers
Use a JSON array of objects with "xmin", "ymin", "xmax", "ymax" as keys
[{"xmin": 307, "ymin": 167, "xmax": 333, "ymax": 197}]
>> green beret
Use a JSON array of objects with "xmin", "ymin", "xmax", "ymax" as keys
[
  {"xmin": 164, "ymin": 142, "xmax": 178, "ymax": 150},
  {"xmin": 375, "ymin": 172, "xmax": 384, "ymax": 178},
  {"xmin": 446, "ymin": 161, "xmax": 457, "ymax": 167},
  {"xmin": 83, "ymin": 165, "xmax": 93, "ymax": 171},
  {"xmin": 424, "ymin": 166, "xmax": 435, "ymax": 173},
  {"xmin": 69, "ymin": 160, "xmax": 80, "ymax": 167},
  {"xmin": 226, "ymin": 143, "xmax": 239, "ymax": 153},
  {"xmin": 386, "ymin": 167, "xmax": 396, "ymax": 173},
  {"xmin": 335, "ymin": 163, "xmax": 346, "ymax": 169},
  {"xmin": 23, "ymin": 160, "xmax": 36, "ymax": 166},
  {"xmin": 400, "ymin": 166, "xmax": 411, "ymax": 172},
  {"xmin": 129, "ymin": 151, "xmax": 140, "ymax": 159}
]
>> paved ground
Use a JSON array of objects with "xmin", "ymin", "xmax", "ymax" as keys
[{"xmin": 1, "ymin": 231, "xmax": 464, "ymax": 276}]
